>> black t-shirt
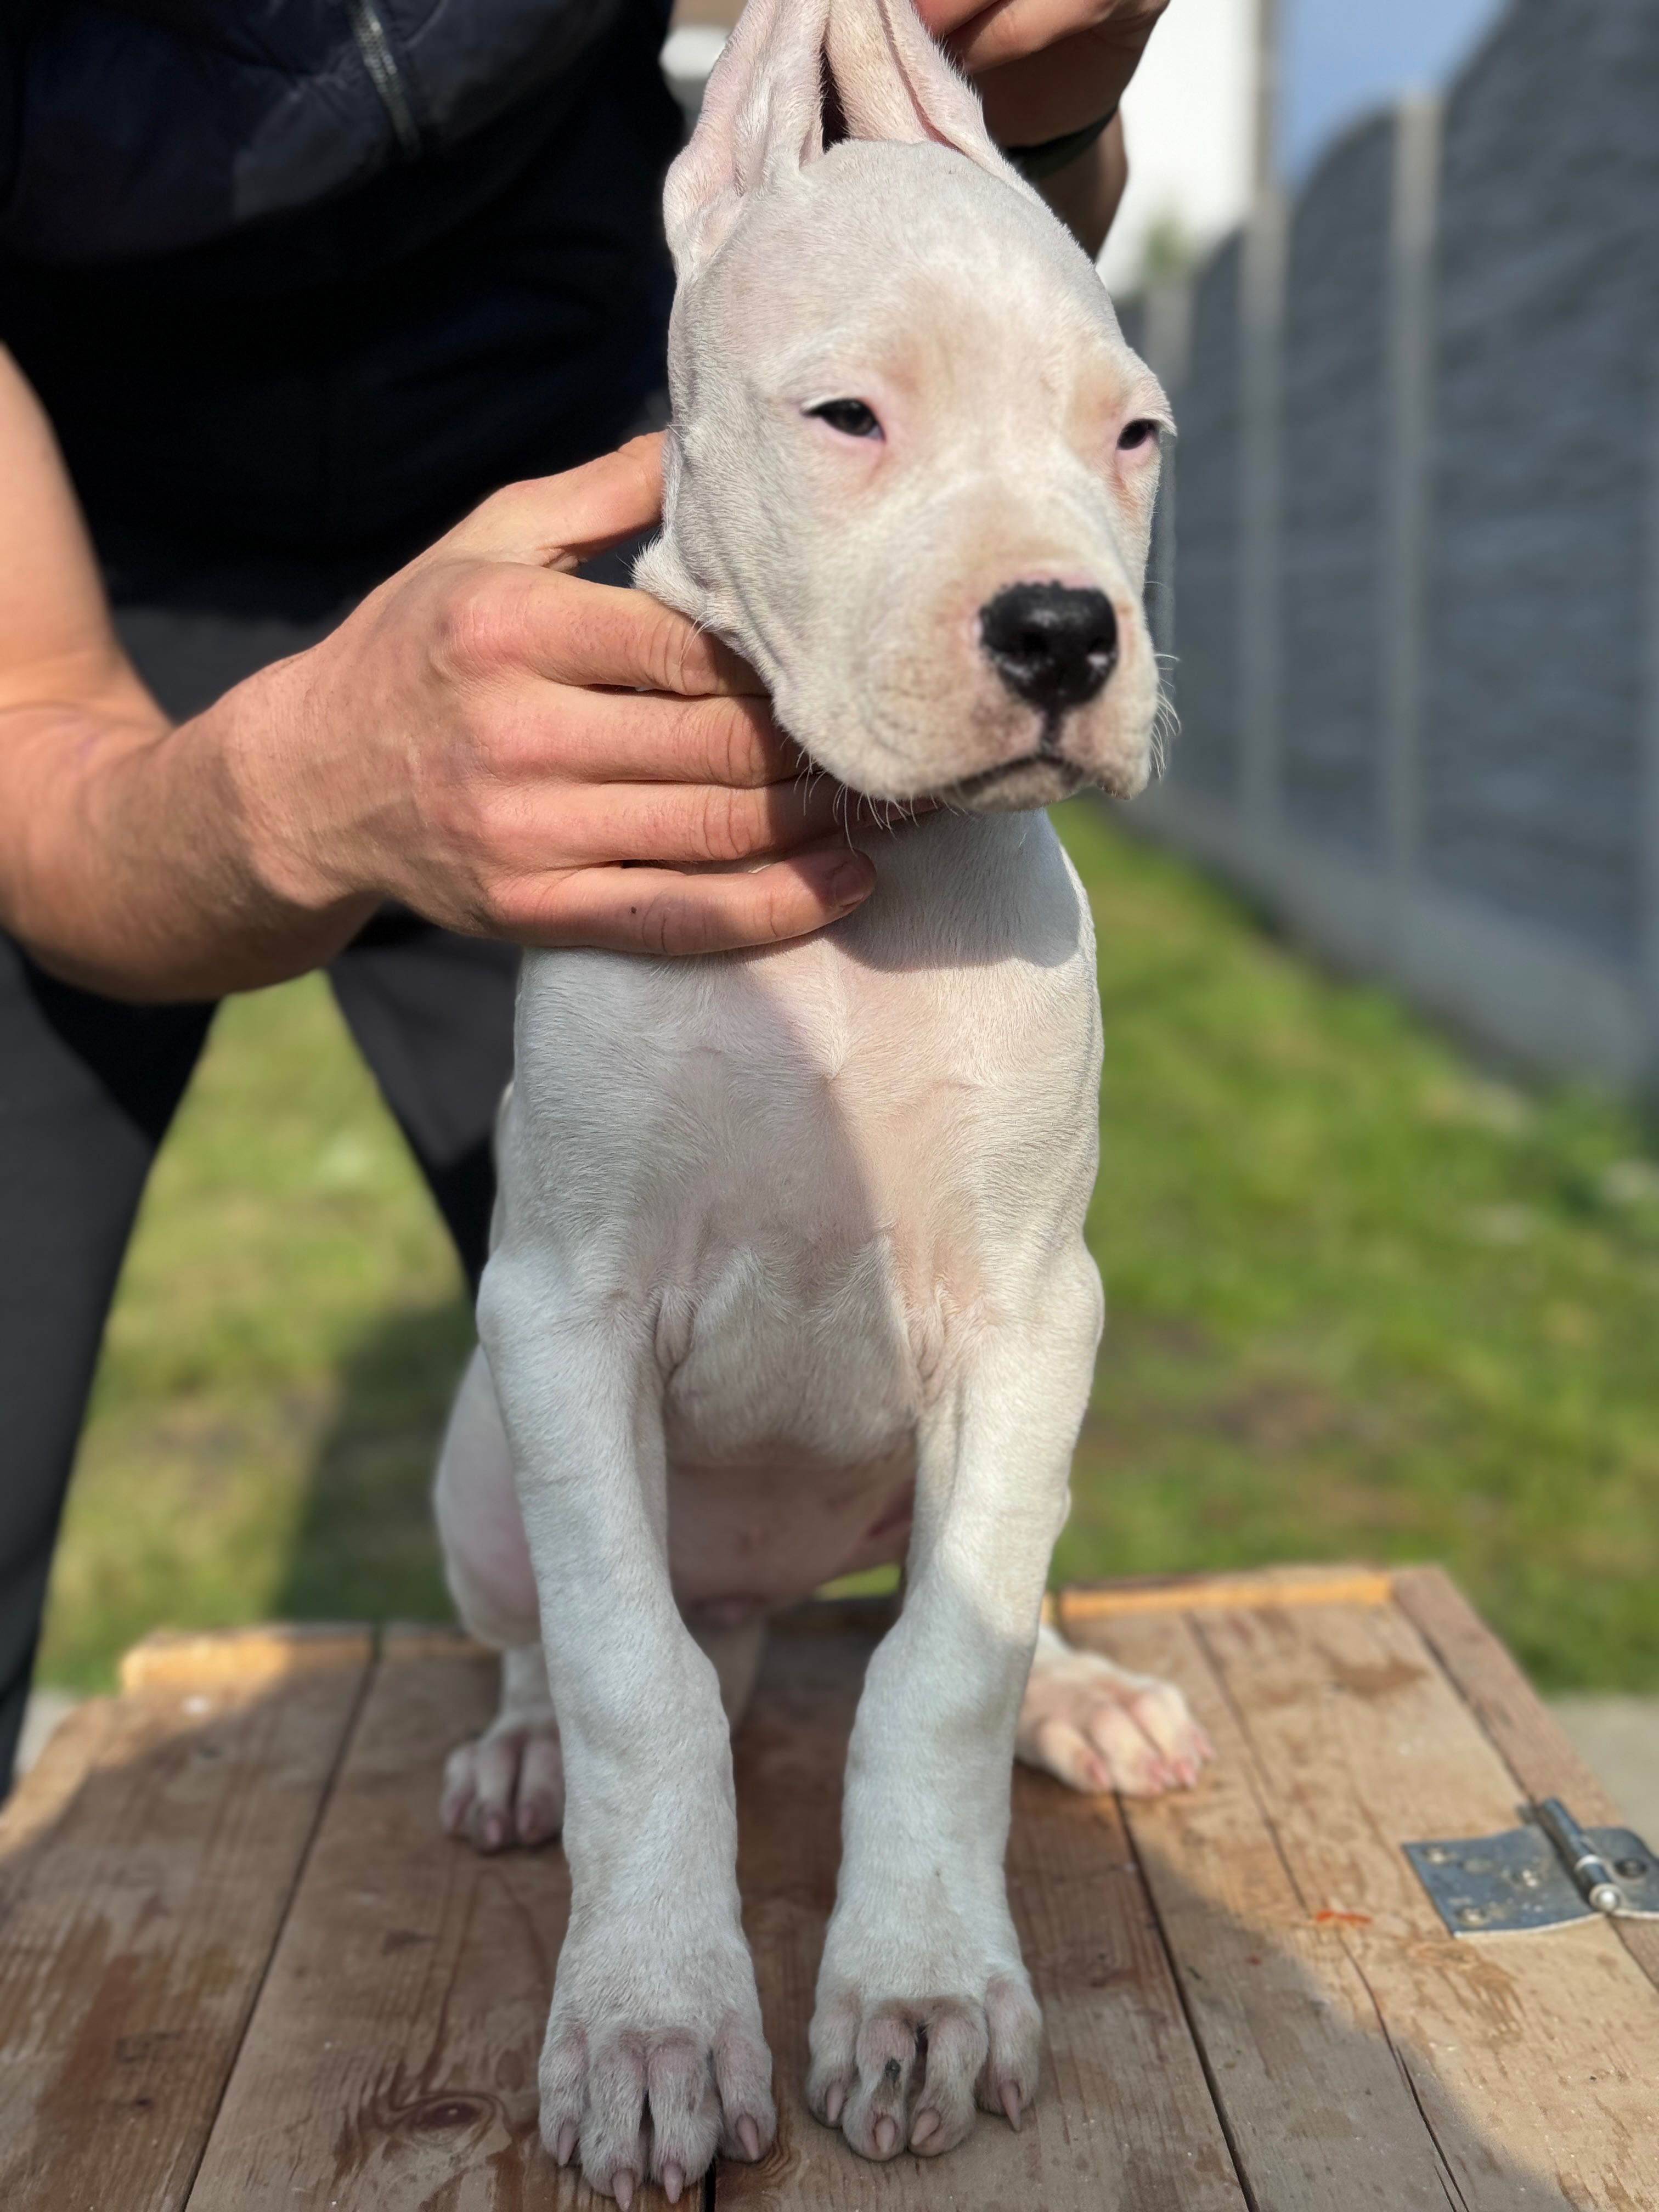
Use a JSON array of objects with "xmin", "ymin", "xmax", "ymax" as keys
[{"xmin": 0, "ymin": 0, "xmax": 681, "ymax": 624}]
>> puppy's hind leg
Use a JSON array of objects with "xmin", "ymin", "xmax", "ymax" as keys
[
  {"xmin": 682, "ymin": 1607, "xmax": 768, "ymax": 1731},
  {"xmin": 1017, "ymin": 1619, "xmax": 1213, "ymax": 1799},
  {"xmin": 434, "ymin": 1345, "xmax": 565, "ymax": 1851}
]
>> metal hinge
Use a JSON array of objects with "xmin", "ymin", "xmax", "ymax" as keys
[{"xmin": 1406, "ymin": 1797, "xmax": 1659, "ymax": 1936}]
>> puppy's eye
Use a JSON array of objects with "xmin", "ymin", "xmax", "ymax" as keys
[
  {"xmin": 1118, "ymin": 418, "xmax": 1160, "ymax": 452},
  {"xmin": 806, "ymin": 398, "xmax": 882, "ymax": 439}
]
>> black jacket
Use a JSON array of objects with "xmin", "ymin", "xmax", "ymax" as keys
[{"xmin": 0, "ymin": 1, "xmax": 681, "ymax": 599}]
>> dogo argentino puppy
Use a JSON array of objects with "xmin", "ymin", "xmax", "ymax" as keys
[{"xmin": 432, "ymin": 0, "xmax": 1212, "ymax": 2196}]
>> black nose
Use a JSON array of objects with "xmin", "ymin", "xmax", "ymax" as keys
[{"xmin": 979, "ymin": 582, "xmax": 1118, "ymax": 714}]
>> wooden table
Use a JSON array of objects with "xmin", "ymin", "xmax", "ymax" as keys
[{"xmin": 2, "ymin": 1565, "xmax": 1655, "ymax": 2209}]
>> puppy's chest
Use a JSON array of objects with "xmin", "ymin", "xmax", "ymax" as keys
[{"xmin": 656, "ymin": 964, "xmax": 1053, "ymax": 1463}]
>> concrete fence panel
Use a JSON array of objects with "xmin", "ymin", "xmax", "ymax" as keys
[{"xmin": 1131, "ymin": 0, "xmax": 1659, "ymax": 1085}]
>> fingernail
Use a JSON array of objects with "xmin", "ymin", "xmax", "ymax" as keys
[
  {"xmin": 828, "ymin": 855, "xmax": 872, "ymax": 905},
  {"xmin": 662, "ymin": 2160, "xmax": 684, "ymax": 2203},
  {"xmin": 614, "ymin": 2168, "xmax": 635, "ymax": 2209},
  {"xmin": 737, "ymin": 2115, "xmax": 763, "ymax": 2159},
  {"xmin": 555, "ymin": 2122, "xmax": 577, "ymax": 2165},
  {"xmin": 1001, "ymin": 2081, "xmax": 1023, "ymax": 2131},
  {"xmin": 823, "ymin": 2083, "xmax": 845, "ymax": 2126},
  {"xmin": 874, "ymin": 2116, "xmax": 898, "ymax": 2156},
  {"xmin": 911, "ymin": 2109, "xmax": 940, "ymax": 2147}
]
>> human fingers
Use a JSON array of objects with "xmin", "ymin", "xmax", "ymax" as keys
[
  {"xmin": 494, "ymin": 685, "xmax": 802, "ymax": 791},
  {"xmin": 437, "ymin": 565, "xmax": 764, "ymax": 699},
  {"xmin": 546, "ymin": 774, "xmax": 850, "ymax": 870},
  {"xmin": 443, "ymin": 435, "xmax": 667, "ymax": 568},
  {"xmin": 506, "ymin": 845, "xmax": 877, "ymax": 957}
]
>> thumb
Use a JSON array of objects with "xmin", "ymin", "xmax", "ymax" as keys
[{"xmin": 443, "ymin": 435, "xmax": 667, "ymax": 570}]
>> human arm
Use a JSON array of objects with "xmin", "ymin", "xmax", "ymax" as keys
[
  {"xmin": 0, "ymin": 353, "xmax": 873, "ymax": 1003},
  {"xmin": 915, "ymin": 0, "xmax": 1169, "ymax": 256}
]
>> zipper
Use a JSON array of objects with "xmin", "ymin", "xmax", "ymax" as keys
[{"xmin": 345, "ymin": 0, "xmax": 424, "ymax": 159}]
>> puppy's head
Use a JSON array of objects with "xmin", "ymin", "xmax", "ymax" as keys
[{"xmin": 636, "ymin": 0, "xmax": 1169, "ymax": 811}]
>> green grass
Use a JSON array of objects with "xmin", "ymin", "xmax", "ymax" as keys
[{"xmin": 38, "ymin": 803, "xmax": 1659, "ymax": 1695}]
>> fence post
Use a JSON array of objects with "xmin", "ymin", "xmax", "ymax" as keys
[
  {"xmin": 1643, "ymin": 363, "xmax": 1659, "ymax": 1088},
  {"xmin": 1238, "ymin": 187, "xmax": 1287, "ymax": 839},
  {"xmin": 1143, "ymin": 275, "xmax": 1193, "ymax": 669},
  {"xmin": 1379, "ymin": 92, "xmax": 1441, "ymax": 931}
]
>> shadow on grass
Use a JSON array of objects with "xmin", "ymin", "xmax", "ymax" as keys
[{"xmin": 273, "ymin": 1294, "xmax": 474, "ymax": 1629}]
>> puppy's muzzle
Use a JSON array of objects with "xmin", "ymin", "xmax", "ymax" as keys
[{"xmin": 979, "ymin": 582, "xmax": 1118, "ymax": 716}]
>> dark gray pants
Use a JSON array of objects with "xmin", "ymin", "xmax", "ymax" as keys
[{"xmin": 0, "ymin": 598, "xmax": 517, "ymax": 1789}]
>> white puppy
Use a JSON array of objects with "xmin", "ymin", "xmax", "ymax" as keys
[{"xmin": 433, "ymin": 0, "xmax": 1212, "ymax": 2198}]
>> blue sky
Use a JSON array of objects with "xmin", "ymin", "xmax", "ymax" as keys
[{"xmin": 1282, "ymin": 0, "xmax": 1505, "ymax": 176}]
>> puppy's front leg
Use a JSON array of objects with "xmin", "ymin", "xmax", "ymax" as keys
[
  {"xmin": 808, "ymin": 1254, "xmax": 1102, "ymax": 2165},
  {"xmin": 478, "ymin": 1259, "xmax": 773, "ymax": 2205}
]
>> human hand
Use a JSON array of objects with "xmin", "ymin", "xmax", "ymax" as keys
[
  {"xmin": 915, "ymin": 0, "xmax": 1170, "ymax": 148},
  {"xmin": 233, "ymin": 435, "xmax": 876, "ymax": 959}
]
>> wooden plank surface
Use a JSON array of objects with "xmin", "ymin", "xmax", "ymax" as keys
[
  {"xmin": 1074, "ymin": 1608, "xmax": 1455, "ymax": 2209},
  {"xmin": 187, "ymin": 1626, "xmax": 580, "ymax": 2211},
  {"xmin": 1394, "ymin": 1563, "xmax": 1659, "ymax": 1990},
  {"xmin": 718, "ymin": 1605, "xmax": 1245, "ymax": 2211},
  {"xmin": 1153, "ymin": 1597, "xmax": 1659, "ymax": 2209},
  {"xmin": 11, "ymin": 1572, "xmax": 1653, "ymax": 2211},
  {"xmin": 1060, "ymin": 1564, "xmax": 1394, "ymax": 1620},
  {"xmin": 0, "ymin": 1626, "xmax": 370, "ymax": 2212}
]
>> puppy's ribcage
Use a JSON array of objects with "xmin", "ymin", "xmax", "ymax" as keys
[{"xmin": 491, "ymin": 810, "xmax": 1102, "ymax": 1613}]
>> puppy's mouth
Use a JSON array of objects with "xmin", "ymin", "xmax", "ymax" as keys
[
  {"xmin": 930, "ymin": 702, "xmax": 1153, "ymax": 811},
  {"xmin": 945, "ymin": 719, "xmax": 1070, "ymax": 801}
]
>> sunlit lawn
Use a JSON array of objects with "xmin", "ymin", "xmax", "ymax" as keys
[{"xmin": 38, "ymin": 801, "xmax": 1659, "ymax": 1695}]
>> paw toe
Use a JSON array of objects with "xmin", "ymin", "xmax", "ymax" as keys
[
  {"xmin": 439, "ymin": 1713, "xmax": 564, "ymax": 1851},
  {"xmin": 1023, "ymin": 1654, "xmax": 1214, "ymax": 1799},
  {"xmin": 813, "ymin": 1987, "xmax": 1032, "ymax": 2163},
  {"xmin": 541, "ymin": 2007, "xmax": 772, "ymax": 2198}
]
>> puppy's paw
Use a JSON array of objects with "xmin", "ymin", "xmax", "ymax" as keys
[
  {"xmin": 807, "ymin": 1971, "xmax": 1041, "ymax": 2160},
  {"xmin": 439, "ymin": 1707, "xmax": 565, "ymax": 1850},
  {"xmin": 1018, "ymin": 1646, "xmax": 1214, "ymax": 1797},
  {"xmin": 540, "ymin": 1952, "xmax": 774, "ymax": 2203}
]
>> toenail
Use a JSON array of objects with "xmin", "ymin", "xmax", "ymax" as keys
[
  {"xmin": 737, "ymin": 2114, "xmax": 762, "ymax": 2159},
  {"xmin": 662, "ymin": 2159, "xmax": 684, "ymax": 2203},
  {"xmin": 613, "ymin": 2168, "xmax": 636, "ymax": 2209},
  {"xmin": 874, "ymin": 2115, "xmax": 898, "ymax": 2156},
  {"xmin": 1000, "ymin": 2081, "xmax": 1023, "ymax": 2131},
  {"xmin": 555, "ymin": 2121, "xmax": 577, "ymax": 2165},
  {"xmin": 911, "ymin": 2109, "xmax": 940, "ymax": 2146},
  {"xmin": 823, "ymin": 2083, "xmax": 845, "ymax": 2126}
]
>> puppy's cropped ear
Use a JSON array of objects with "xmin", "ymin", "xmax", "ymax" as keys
[
  {"xmin": 664, "ymin": 0, "xmax": 1034, "ymax": 281},
  {"xmin": 664, "ymin": 0, "xmax": 832, "ymax": 279},
  {"xmin": 824, "ymin": 0, "xmax": 1024, "ymax": 188}
]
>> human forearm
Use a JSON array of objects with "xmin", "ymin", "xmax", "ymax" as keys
[
  {"xmin": 1033, "ymin": 112, "xmax": 1127, "ymax": 257},
  {"xmin": 917, "ymin": 0, "xmax": 1162, "ymax": 255},
  {"xmin": 0, "ymin": 678, "xmax": 376, "ymax": 1000}
]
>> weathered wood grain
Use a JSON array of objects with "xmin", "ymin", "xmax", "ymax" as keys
[
  {"xmin": 0, "ymin": 1626, "xmax": 370, "ymax": 2212},
  {"xmin": 1190, "ymin": 1598, "xmax": 1659, "ymax": 2209},
  {"xmin": 717, "ymin": 1607, "xmax": 1244, "ymax": 2211},
  {"xmin": 1075, "ymin": 1607, "xmax": 1454, "ymax": 2208},
  {"xmin": 1394, "ymin": 1562, "xmax": 1659, "ymax": 1991},
  {"xmin": 186, "ymin": 1626, "xmax": 583, "ymax": 2211}
]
